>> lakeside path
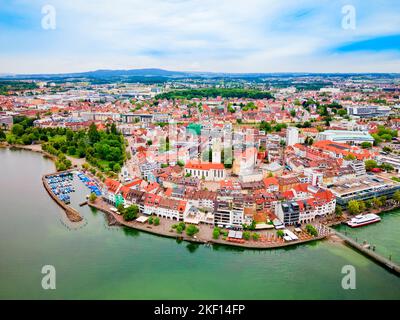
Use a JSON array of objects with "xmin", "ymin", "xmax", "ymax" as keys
[
  {"xmin": 88, "ymin": 198, "xmax": 332, "ymax": 250},
  {"xmin": 6, "ymin": 144, "xmax": 86, "ymax": 167}
]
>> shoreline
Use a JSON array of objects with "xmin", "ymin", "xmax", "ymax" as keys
[
  {"xmin": 1, "ymin": 143, "xmax": 58, "ymax": 162},
  {"xmin": 88, "ymin": 199, "xmax": 331, "ymax": 250},
  {"xmin": 3, "ymin": 144, "xmax": 399, "ymax": 251},
  {"xmin": 1, "ymin": 144, "xmax": 84, "ymax": 222}
]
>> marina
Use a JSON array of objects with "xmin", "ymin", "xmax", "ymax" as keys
[
  {"xmin": 76, "ymin": 172, "xmax": 102, "ymax": 197},
  {"xmin": 46, "ymin": 172, "xmax": 75, "ymax": 204}
]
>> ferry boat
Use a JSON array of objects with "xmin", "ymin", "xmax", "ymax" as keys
[{"xmin": 346, "ymin": 213, "xmax": 381, "ymax": 228}]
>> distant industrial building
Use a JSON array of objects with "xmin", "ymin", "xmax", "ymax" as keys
[
  {"xmin": 346, "ymin": 105, "xmax": 391, "ymax": 118},
  {"xmin": 316, "ymin": 130, "xmax": 374, "ymax": 145},
  {"xmin": 376, "ymin": 154, "xmax": 400, "ymax": 173}
]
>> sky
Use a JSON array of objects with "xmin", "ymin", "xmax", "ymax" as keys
[{"xmin": 0, "ymin": 0, "xmax": 400, "ymax": 74}]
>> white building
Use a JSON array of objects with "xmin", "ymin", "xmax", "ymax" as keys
[
  {"xmin": 316, "ymin": 130, "xmax": 374, "ymax": 145},
  {"xmin": 143, "ymin": 193, "xmax": 188, "ymax": 221},
  {"xmin": 286, "ymin": 127, "xmax": 299, "ymax": 146},
  {"xmin": 214, "ymin": 198, "xmax": 244, "ymax": 227},
  {"xmin": 184, "ymin": 161, "xmax": 226, "ymax": 181}
]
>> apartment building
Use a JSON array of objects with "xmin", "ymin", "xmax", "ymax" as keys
[{"xmin": 214, "ymin": 197, "xmax": 244, "ymax": 228}]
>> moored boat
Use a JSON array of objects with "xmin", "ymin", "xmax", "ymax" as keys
[{"xmin": 346, "ymin": 213, "xmax": 381, "ymax": 228}]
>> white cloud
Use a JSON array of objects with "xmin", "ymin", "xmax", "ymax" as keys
[{"xmin": 1, "ymin": 0, "xmax": 400, "ymax": 73}]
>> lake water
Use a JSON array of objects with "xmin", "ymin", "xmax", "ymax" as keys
[
  {"xmin": 0, "ymin": 148, "xmax": 399, "ymax": 299},
  {"xmin": 335, "ymin": 211, "xmax": 400, "ymax": 264}
]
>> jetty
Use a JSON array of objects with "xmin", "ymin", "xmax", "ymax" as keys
[{"xmin": 332, "ymin": 228, "xmax": 400, "ymax": 275}]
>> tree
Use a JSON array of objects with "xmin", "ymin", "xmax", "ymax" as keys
[
  {"xmin": 379, "ymin": 196, "xmax": 387, "ymax": 207},
  {"xmin": 365, "ymin": 160, "xmax": 378, "ymax": 171},
  {"xmin": 305, "ymin": 224, "xmax": 318, "ymax": 237},
  {"xmin": 67, "ymin": 146, "xmax": 76, "ymax": 155},
  {"xmin": 123, "ymin": 205, "xmax": 139, "ymax": 221},
  {"xmin": 243, "ymin": 231, "xmax": 251, "ymax": 240},
  {"xmin": 228, "ymin": 105, "xmax": 236, "ymax": 113},
  {"xmin": 110, "ymin": 123, "xmax": 118, "ymax": 135},
  {"xmin": 344, "ymin": 154, "xmax": 356, "ymax": 161},
  {"xmin": 0, "ymin": 128, "xmax": 6, "ymax": 141},
  {"xmin": 372, "ymin": 197, "xmax": 382, "ymax": 209},
  {"xmin": 304, "ymin": 136, "xmax": 314, "ymax": 146},
  {"xmin": 186, "ymin": 224, "xmax": 199, "ymax": 237},
  {"xmin": 393, "ymin": 190, "xmax": 400, "ymax": 203},
  {"xmin": 148, "ymin": 216, "xmax": 154, "ymax": 224},
  {"xmin": 260, "ymin": 121, "xmax": 272, "ymax": 133},
  {"xmin": 176, "ymin": 222, "xmax": 186, "ymax": 234},
  {"xmin": 252, "ymin": 233, "xmax": 260, "ymax": 241},
  {"xmin": 372, "ymin": 134, "xmax": 383, "ymax": 146},
  {"xmin": 176, "ymin": 225, "xmax": 184, "ymax": 234},
  {"xmin": 154, "ymin": 217, "xmax": 160, "ymax": 226},
  {"xmin": 212, "ymin": 227, "xmax": 220, "ymax": 239},
  {"xmin": 89, "ymin": 193, "xmax": 97, "ymax": 203},
  {"xmin": 88, "ymin": 123, "xmax": 100, "ymax": 144},
  {"xmin": 335, "ymin": 205, "xmax": 343, "ymax": 217},
  {"xmin": 276, "ymin": 230, "xmax": 284, "ymax": 238},
  {"xmin": 358, "ymin": 200, "xmax": 366, "ymax": 213},
  {"xmin": 381, "ymin": 134, "xmax": 393, "ymax": 142},
  {"xmin": 177, "ymin": 160, "xmax": 185, "ymax": 167},
  {"xmin": 380, "ymin": 163, "xmax": 394, "ymax": 172},
  {"xmin": 113, "ymin": 163, "xmax": 121, "ymax": 172},
  {"xmin": 117, "ymin": 203, "xmax": 125, "ymax": 214},
  {"xmin": 348, "ymin": 200, "xmax": 360, "ymax": 215},
  {"xmin": 360, "ymin": 142, "xmax": 372, "ymax": 149},
  {"xmin": 11, "ymin": 124, "xmax": 24, "ymax": 136},
  {"xmin": 383, "ymin": 146, "xmax": 392, "ymax": 153}
]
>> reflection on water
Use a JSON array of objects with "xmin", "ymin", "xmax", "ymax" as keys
[
  {"xmin": 122, "ymin": 226, "xmax": 140, "ymax": 238},
  {"xmin": 186, "ymin": 243, "xmax": 200, "ymax": 253}
]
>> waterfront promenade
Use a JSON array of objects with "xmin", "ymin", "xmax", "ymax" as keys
[{"xmin": 88, "ymin": 198, "xmax": 332, "ymax": 250}]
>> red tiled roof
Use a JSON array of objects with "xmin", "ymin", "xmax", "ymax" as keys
[{"xmin": 185, "ymin": 161, "xmax": 224, "ymax": 170}]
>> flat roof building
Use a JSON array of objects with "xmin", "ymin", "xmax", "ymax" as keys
[
  {"xmin": 316, "ymin": 130, "xmax": 374, "ymax": 145},
  {"xmin": 329, "ymin": 175, "xmax": 400, "ymax": 207}
]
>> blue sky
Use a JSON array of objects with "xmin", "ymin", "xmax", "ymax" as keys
[{"xmin": 0, "ymin": 0, "xmax": 400, "ymax": 73}]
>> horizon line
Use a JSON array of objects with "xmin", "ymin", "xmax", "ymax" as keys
[{"xmin": 2, "ymin": 67, "xmax": 400, "ymax": 77}]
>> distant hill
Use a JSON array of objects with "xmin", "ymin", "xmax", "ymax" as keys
[
  {"xmin": 1, "ymin": 68, "xmax": 399, "ymax": 83},
  {"xmin": 1, "ymin": 68, "xmax": 189, "ymax": 81}
]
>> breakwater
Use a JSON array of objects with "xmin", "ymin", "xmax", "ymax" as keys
[{"xmin": 42, "ymin": 171, "xmax": 83, "ymax": 222}]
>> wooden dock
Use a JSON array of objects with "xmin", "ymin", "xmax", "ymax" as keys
[{"xmin": 332, "ymin": 228, "xmax": 400, "ymax": 275}]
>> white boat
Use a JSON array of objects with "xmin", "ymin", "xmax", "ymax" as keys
[{"xmin": 346, "ymin": 214, "xmax": 381, "ymax": 228}]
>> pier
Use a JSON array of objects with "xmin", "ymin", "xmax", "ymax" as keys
[{"xmin": 332, "ymin": 228, "xmax": 400, "ymax": 275}]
